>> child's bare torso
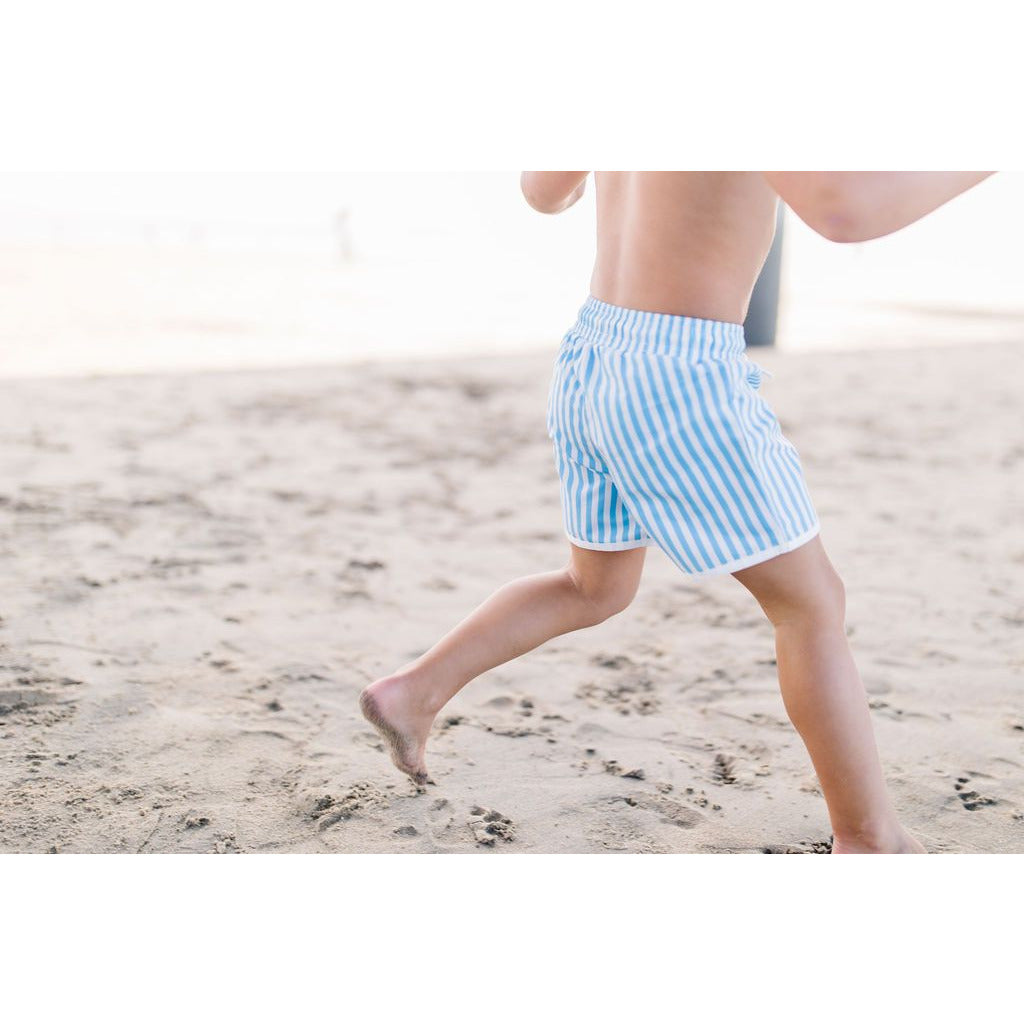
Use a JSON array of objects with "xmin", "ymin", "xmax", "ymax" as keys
[{"xmin": 591, "ymin": 171, "xmax": 780, "ymax": 324}]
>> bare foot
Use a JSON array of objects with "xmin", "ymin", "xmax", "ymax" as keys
[
  {"xmin": 359, "ymin": 672, "xmax": 440, "ymax": 787},
  {"xmin": 832, "ymin": 827, "xmax": 927, "ymax": 854}
]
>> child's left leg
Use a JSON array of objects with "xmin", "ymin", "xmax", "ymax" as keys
[
  {"xmin": 731, "ymin": 536, "xmax": 925, "ymax": 853},
  {"xmin": 360, "ymin": 544, "xmax": 646, "ymax": 784}
]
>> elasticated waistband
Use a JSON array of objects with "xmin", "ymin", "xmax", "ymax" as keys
[{"xmin": 568, "ymin": 295, "xmax": 747, "ymax": 360}]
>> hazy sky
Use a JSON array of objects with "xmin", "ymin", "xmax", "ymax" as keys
[{"xmin": 1, "ymin": 173, "xmax": 1020, "ymax": 376}]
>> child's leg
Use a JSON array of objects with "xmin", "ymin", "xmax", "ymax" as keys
[
  {"xmin": 360, "ymin": 544, "xmax": 646, "ymax": 784},
  {"xmin": 731, "ymin": 536, "xmax": 925, "ymax": 853}
]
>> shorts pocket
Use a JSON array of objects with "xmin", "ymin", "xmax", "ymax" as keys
[{"xmin": 743, "ymin": 357, "xmax": 774, "ymax": 391}]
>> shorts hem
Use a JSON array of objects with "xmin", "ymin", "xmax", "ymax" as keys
[
  {"xmin": 684, "ymin": 521, "xmax": 822, "ymax": 577},
  {"xmin": 564, "ymin": 532, "xmax": 654, "ymax": 551}
]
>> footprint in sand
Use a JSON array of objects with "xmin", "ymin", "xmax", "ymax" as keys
[
  {"xmin": 0, "ymin": 687, "xmax": 76, "ymax": 726},
  {"xmin": 305, "ymin": 781, "xmax": 390, "ymax": 830},
  {"xmin": 648, "ymin": 794, "xmax": 704, "ymax": 829},
  {"xmin": 575, "ymin": 678, "xmax": 659, "ymax": 717},
  {"xmin": 954, "ymin": 776, "xmax": 998, "ymax": 811},
  {"xmin": 476, "ymin": 695, "xmax": 541, "ymax": 738},
  {"xmin": 213, "ymin": 833, "xmax": 240, "ymax": 854},
  {"xmin": 711, "ymin": 752, "xmax": 738, "ymax": 786},
  {"xmin": 426, "ymin": 796, "xmax": 456, "ymax": 837},
  {"xmin": 573, "ymin": 654, "xmax": 660, "ymax": 716},
  {"xmin": 467, "ymin": 806, "xmax": 516, "ymax": 846},
  {"xmin": 587, "ymin": 820, "xmax": 669, "ymax": 853},
  {"xmin": 680, "ymin": 786, "xmax": 723, "ymax": 812},
  {"xmin": 603, "ymin": 759, "xmax": 646, "ymax": 780},
  {"xmin": 762, "ymin": 838, "xmax": 833, "ymax": 854},
  {"xmin": 0, "ymin": 688, "xmax": 59, "ymax": 715},
  {"xmin": 598, "ymin": 791, "xmax": 704, "ymax": 831}
]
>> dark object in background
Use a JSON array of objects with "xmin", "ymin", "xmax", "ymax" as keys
[{"xmin": 744, "ymin": 204, "xmax": 786, "ymax": 347}]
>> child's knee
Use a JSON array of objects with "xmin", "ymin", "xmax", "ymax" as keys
[{"xmin": 563, "ymin": 562, "xmax": 639, "ymax": 624}]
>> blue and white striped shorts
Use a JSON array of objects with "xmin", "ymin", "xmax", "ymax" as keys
[{"xmin": 546, "ymin": 296, "xmax": 821, "ymax": 576}]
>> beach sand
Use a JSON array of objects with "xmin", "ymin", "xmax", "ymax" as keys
[{"xmin": 1, "ymin": 340, "xmax": 1022, "ymax": 854}]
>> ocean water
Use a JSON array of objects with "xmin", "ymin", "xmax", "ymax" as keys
[{"xmin": 1, "ymin": 172, "xmax": 1021, "ymax": 378}]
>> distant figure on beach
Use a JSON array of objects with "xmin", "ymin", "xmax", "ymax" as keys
[
  {"xmin": 335, "ymin": 208, "xmax": 353, "ymax": 262},
  {"xmin": 361, "ymin": 171, "xmax": 993, "ymax": 854}
]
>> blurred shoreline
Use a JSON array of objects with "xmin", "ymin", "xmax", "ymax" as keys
[{"xmin": 3, "ymin": 236, "xmax": 1024, "ymax": 382}]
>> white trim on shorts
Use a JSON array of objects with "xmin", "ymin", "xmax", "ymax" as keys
[
  {"xmin": 565, "ymin": 533, "xmax": 654, "ymax": 551},
  {"xmin": 566, "ymin": 519, "xmax": 822, "ymax": 574}
]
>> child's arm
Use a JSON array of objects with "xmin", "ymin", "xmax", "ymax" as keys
[
  {"xmin": 761, "ymin": 171, "xmax": 994, "ymax": 243},
  {"xmin": 520, "ymin": 172, "xmax": 589, "ymax": 214}
]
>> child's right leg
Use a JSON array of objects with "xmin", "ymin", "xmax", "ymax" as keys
[{"xmin": 359, "ymin": 543, "xmax": 646, "ymax": 784}]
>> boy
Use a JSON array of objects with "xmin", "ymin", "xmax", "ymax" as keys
[{"xmin": 360, "ymin": 171, "xmax": 992, "ymax": 854}]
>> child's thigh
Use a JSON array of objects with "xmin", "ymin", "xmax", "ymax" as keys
[{"xmin": 730, "ymin": 535, "xmax": 844, "ymax": 622}]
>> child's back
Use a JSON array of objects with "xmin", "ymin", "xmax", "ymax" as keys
[{"xmin": 591, "ymin": 171, "xmax": 779, "ymax": 324}]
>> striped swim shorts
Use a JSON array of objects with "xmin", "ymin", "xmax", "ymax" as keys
[{"xmin": 546, "ymin": 296, "xmax": 821, "ymax": 576}]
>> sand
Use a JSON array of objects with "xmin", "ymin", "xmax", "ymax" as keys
[{"xmin": 1, "ymin": 340, "xmax": 1022, "ymax": 854}]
